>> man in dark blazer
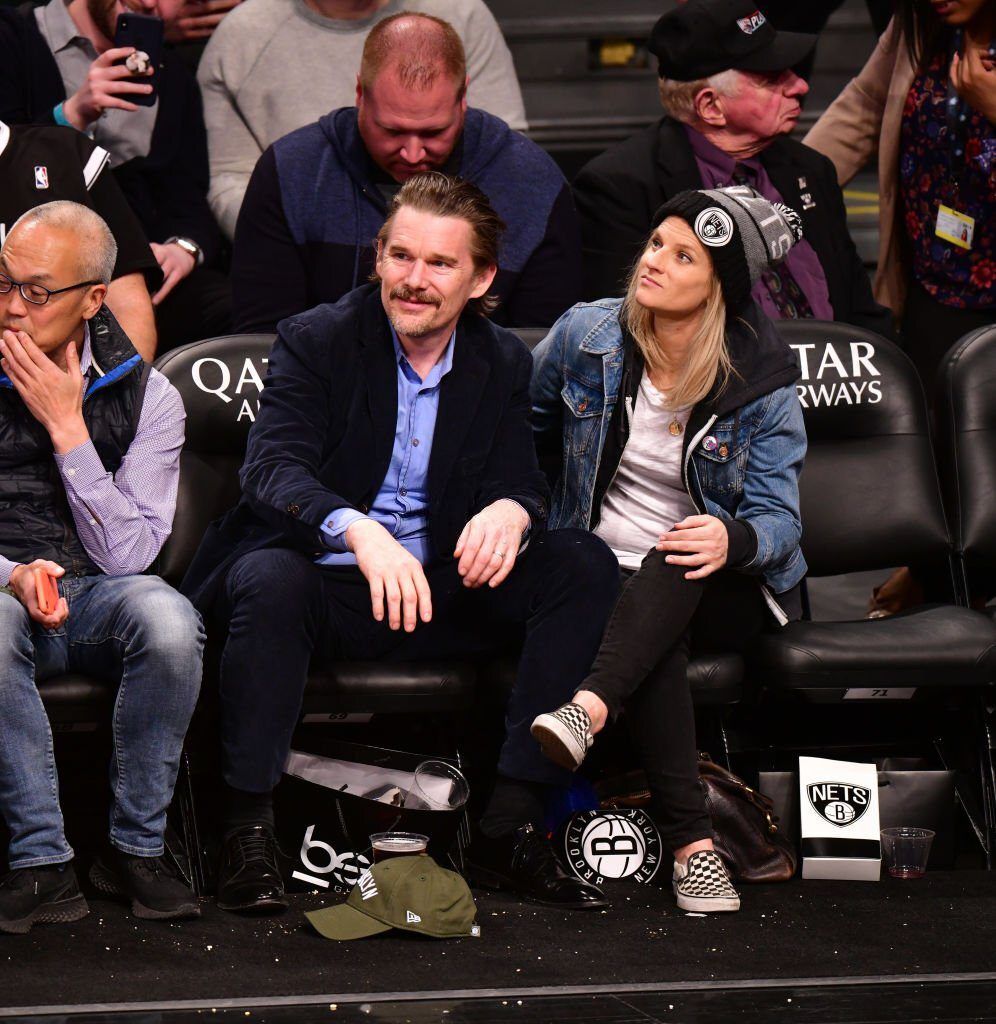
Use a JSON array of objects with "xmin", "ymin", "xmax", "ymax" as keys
[
  {"xmin": 573, "ymin": 0, "xmax": 893, "ymax": 337},
  {"xmin": 183, "ymin": 173, "xmax": 618, "ymax": 916}
]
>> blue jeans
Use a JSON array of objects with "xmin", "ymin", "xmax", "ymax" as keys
[{"xmin": 0, "ymin": 574, "xmax": 204, "ymax": 868}]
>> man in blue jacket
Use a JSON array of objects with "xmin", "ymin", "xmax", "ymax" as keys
[
  {"xmin": 184, "ymin": 174, "xmax": 617, "ymax": 915},
  {"xmin": 229, "ymin": 12, "xmax": 581, "ymax": 333}
]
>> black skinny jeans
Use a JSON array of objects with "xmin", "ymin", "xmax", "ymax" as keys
[
  {"xmin": 579, "ymin": 549, "xmax": 770, "ymax": 852},
  {"xmin": 214, "ymin": 530, "xmax": 620, "ymax": 796}
]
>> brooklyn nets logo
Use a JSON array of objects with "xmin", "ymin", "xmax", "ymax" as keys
[
  {"xmin": 693, "ymin": 208, "xmax": 734, "ymax": 247},
  {"xmin": 807, "ymin": 782, "xmax": 871, "ymax": 827},
  {"xmin": 562, "ymin": 809, "xmax": 662, "ymax": 885}
]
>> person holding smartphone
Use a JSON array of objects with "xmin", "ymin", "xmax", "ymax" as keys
[{"xmin": 0, "ymin": 0, "xmax": 231, "ymax": 352}]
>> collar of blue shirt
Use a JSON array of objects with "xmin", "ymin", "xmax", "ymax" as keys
[{"xmin": 390, "ymin": 325, "xmax": 456, "ymax": 387}]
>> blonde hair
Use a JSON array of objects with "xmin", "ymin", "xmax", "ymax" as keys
[
  {"xmin": 658, "ymin": 69, "xmax": 740, "ymax": 126},
  {"xmin": 621, "ymin": 247, "xmax": 731, "ymax": 410}
]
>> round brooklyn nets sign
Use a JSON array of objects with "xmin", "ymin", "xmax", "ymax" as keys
[{"xmin": 562, "ymin": 809, "xmax": 663, "ymax": 886}]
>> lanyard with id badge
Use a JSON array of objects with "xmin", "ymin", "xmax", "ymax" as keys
[{"xmin": 935, "ymin": 30, "xmax": 996, "ymax": 253}]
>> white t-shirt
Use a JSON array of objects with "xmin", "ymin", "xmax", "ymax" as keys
[{"xmin": 594, "ymin": 373, "xmax": 695, "ymax": 570}]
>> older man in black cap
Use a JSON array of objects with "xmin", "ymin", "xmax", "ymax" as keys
[{"xmin": 573, "ymin": 0, "xmax": 891, "ymax": 336}]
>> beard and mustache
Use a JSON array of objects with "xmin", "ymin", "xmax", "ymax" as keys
[
  {"xmin": 389, "ymin": 285, "xmax": 441, "ymax": 308},
  {"xmin": 387, "ymin": 285, "xmax": 443, "ymax": 337}
]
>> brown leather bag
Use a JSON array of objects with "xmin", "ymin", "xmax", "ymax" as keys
[
  {"xmin": 597, "ymin": 758, "xmax": 797, "ymax": 883},
  {"xmin": 697, "ymin": 758, "xmax": 797, "ymax": 883}
]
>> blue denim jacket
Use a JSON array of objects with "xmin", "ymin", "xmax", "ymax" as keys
[{"xmin": 530, "ymin": 298, "xmax": 808, "ymax": 600}]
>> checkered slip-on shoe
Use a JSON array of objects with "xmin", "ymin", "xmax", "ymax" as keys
[
  {"xmin": 672, "ymin": 850, "xmax": 741, "ymax": 913},
  {"xmin": 530, "ymin": 702, "xmax": 593, "ymax": 770}
]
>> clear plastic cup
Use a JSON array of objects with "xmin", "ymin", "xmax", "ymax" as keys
[
  {"xmin": 369, "ymin": 832, "xmax": 429, "ymax": 863},
  {"xmin": 881, "ymin": 827, "xmax": 935, "ymax": 878},
  {"xmin": 403, "ymin": 760, "xmax": 470, "ymax": 812}
]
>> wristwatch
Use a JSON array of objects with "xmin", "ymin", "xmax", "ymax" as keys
[{"xmin": 164, "ymin": 236, "xmax": 204, "ymax": 267}]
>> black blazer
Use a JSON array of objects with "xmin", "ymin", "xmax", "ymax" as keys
[
  {"xmin": 181, "ymin": 284, "xmax": 550, "ymax": 610},
  {"xmin": 0, "ymin": 2, "xmax": 221, "ymax": 265},
  {"xmin": 573, "ymin": 116, "xmax": 894, "ymax": 338}
]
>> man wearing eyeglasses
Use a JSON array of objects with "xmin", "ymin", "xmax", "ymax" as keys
[{"xmin": 0, "ymin": 200, "xmax": 204, "ymax": 933}]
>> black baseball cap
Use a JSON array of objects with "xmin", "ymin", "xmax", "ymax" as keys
[{"xmin": 649, "ymin": 0, "xmax": 816, "ymax": 81}]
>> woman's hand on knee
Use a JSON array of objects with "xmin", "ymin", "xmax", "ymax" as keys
[{"xmin": 656, "ymin": 515, "xmax": 728, "ymax": 580}]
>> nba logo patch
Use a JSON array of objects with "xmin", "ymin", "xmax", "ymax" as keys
[
  {"xmin": 562, "ymin": 809, "xmax": 662, "ymax": 886},
  {"xmin": 34, "ymin": 166, "xmax": 49, "ymax": 190}
]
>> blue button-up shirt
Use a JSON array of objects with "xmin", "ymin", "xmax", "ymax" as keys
[{"xmin": 318, "ymin": 327, "xmax": 456, "ymax": 566}]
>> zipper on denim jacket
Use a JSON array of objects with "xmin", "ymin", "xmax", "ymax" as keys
[
  {"xmin": 587, "ymin": 389, "xmax": 631, "ymax": 526},
  {"xmin": 682, "ymin": 413, "xmax": 717, "ymax": 513}
]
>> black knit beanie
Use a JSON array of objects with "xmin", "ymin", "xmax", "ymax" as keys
[{"xmin": 653, "ymin": 186, "xmax": 804, "ymax": 312}]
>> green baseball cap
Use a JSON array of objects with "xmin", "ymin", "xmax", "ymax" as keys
[{"xmin": 305, "ymin": 856, "xmax": 480, "ymax": 941}]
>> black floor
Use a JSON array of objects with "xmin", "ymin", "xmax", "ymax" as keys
[
  {"xmin": 3, "ymin": 871, "xmax": 996, "ymax": 1020},
  {"xmin": 4, "ymin": 979, "xmax": 996, "ymax": 1023}
]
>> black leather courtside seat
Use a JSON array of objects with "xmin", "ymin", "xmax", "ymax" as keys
[
  {"xmin": 512, "ymin": 326, "xmax": 746, "ymax": 708},
  {"xmin": 153, "ymin": 335, "xmax": 476, "ymax": 714},
  {"xmin": 750, "ymin": 322, "xmax": 996, "ymax": 701},
  {"xmin": 936, "ymin": 326, "xmax": 996, "ymax": 855},
  {"xmin": 36, "ymin": 674, "xmax": 114, "ymax": 728},
  {"xmin": 513, "ymin": 327, "xmax": 550, "ymax": 351},
  {"xmin": 35, "ymin": 338, "xmax": 286, "ymax": 733},
  {"xmin": 937, "ymin": 325, "xmax": 996, "ymax": 614}
]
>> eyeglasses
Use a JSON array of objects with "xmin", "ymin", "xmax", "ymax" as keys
[{"xmin": 0, "ymin": 272, "xmax": 101, "ymax": 306}]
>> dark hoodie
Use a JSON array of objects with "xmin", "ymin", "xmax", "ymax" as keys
[{"xmin": 231, "ymin": 107, "xmax": 583, "ymax": 333}]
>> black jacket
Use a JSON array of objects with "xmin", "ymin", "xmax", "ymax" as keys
[
  {"xmin": 0, "ymin": 2, "xmax": 221, "ymax": 264},
  {"xmin": 573, "ymin": 116, "xmax": 893, "ymax": 337},
  {"xmin": 181, "ymin": 283, "xmax": 550, "ymax": 610},
  {"xmin": 0, "ymin": 305, "xmax": 148, "ymax": 577}
]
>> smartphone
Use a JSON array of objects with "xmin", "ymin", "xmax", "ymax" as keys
[
  {"xmin": 113, "ymin": 12, "xmax": 164, "ymax": 108},
  {"xmin": 33, "ymin": 567, "xmax": 59, "ymax": 615}
]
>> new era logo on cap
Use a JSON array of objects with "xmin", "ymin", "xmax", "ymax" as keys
[
  {"xmin": 736, "ymin": 11, "xmax": 766, "ymax": 34},
  {"xmin": 405, "ymin": 910, "xmax": 421, "ymax": 924}
]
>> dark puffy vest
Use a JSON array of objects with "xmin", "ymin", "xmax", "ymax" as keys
[{"xmin": 0, "ymin": 306, "xmax": 149, "ymax": 577}]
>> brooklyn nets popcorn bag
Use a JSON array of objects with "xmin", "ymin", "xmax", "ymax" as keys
[
  {"xmin": 799, "ymin": 755, "xmax": 881, "ymax": 880},
  {"xmin": 275, "ymin": 742, "xmax": 463, "ymax": 895}
]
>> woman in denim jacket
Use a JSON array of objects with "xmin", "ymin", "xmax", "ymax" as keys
[{"xmin": 529, "ymin": 187, "xmax": 807, "ymax": 914}]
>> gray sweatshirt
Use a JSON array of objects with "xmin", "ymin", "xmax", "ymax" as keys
[{"xmin": 198, "ymin": 0, "xmax": 528, "ymax": 239}]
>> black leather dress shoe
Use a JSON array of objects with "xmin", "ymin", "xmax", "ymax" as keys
[
  {"xmin": 216, "ymin": 825, "xmax": 287, "ymax": 914},
  {"xmin": 466, "ymin": 824, "xmax": 608, "ymax": 910}
]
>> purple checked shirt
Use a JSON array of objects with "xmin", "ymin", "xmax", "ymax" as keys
[
  {"xmin": 684, "ymin": 126, "xmax": 835, "ymax": 321},
  {"xmin": 0, "ymin": 324, "xmax": 185, "ymax": 586}
]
